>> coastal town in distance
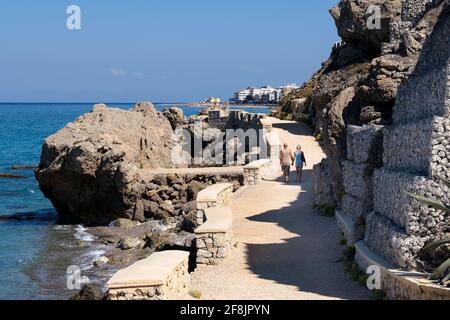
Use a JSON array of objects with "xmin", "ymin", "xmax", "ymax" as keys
[{"xmin": 192, "ymin": 84, "xmax": 301, "ymax": 108}]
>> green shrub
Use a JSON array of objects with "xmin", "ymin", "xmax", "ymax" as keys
[
  {"xmin": 313, "ymin": 203, "xmax": 336, "ymax": 217},
  {"xmin": 189, "ymin": 290, "xmax": 202, "ymax": 299},
  {"xmin": 345, "ymin": 62, "xmax": 371, "ymax": 76},
  {"xmin": 372, "ymin": 290, "xmax": 387, "ymax": 301},
  {"xmin": 314, "ymin": 133, "xmax": 322, "ymax": 142}
]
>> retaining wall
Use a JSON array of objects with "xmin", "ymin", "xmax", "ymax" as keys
[{"xmin": 351, "ymin": 4, "xmax": 450, "ymax": 298}]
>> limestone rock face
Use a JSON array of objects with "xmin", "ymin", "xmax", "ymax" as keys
[{"xmin": 35, "ymin": 102, "xmax": 175, "ymax": 225}]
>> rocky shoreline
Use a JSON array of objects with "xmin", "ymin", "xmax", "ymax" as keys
[{"xmin": 31, "ymin": 101, "xmax": 250, "ymax": 298}]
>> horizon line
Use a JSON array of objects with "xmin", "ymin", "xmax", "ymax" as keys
[{"xmin": 0, "ymin": 101, "xmax": 192, "ymax": 105}]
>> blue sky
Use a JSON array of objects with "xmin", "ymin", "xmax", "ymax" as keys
[{"xmin": 0, "ymin": 0, "xmax": 339, "ymax": 102}]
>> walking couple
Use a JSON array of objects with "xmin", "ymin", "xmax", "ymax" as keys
[{"xmin": 279, "ymin": 143, "xmax": 307, "ymax": 183}]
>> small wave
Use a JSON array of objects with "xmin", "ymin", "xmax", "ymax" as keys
[
  {"xmin": 79, "ymin": 249, "xmax": 106, "ymax": 271},
  {"xmin": 74, "ymin": 225, "xmax": 95, "ymax": 242},
  {"xmin": 53, "ymin": 225, "xmax": 70, "ymax": 231},
  {"xmin": 60, "ymin": 243, "xmax": 76, "ymax": 249},
  {"xmin": 28, "ymin": 189, "xmax": 36, "ymax": 194}
]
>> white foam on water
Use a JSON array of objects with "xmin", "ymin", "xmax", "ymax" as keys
[
  {"xmin": 74, "ymin": 225, "xmax": 95, "ymax": 242},
  {"xmin": 79, "ymin": 249, "xmax": 106, "ymax": 271},
  {"xmin": 53, "ymin": 225, "xmax": 70, "ymax": 231}
]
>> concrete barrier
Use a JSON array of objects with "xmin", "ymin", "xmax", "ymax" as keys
[
  {"xmin": 196, "ymin": 183, "xmax": 234, "ymax": 225},
  {"xmin": 260, "ymin": 118, "xmax": 273, "ymax": 133},
  {"xmin": 195, "ymin": 207, "xmax": 234, "ymax": 265},
  {"xmin": 355, "ymin": 241, "xmax": 450, "ymax": 300},
  {"xmin": 243, "ymin": 159, "xmax": 271, "ymax": 185},
  {"xmin": 107, "ymin": 250, "xmax": 190, "ymax": 300}
]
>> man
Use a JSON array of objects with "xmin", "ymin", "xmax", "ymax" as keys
[{"xmin": 280, "ymin": 143, "xmax": 294, "ymax": 183}]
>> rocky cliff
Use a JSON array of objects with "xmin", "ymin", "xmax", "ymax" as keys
[
  {"xmin": 276, "ymin": 0, "xmax": 447, "ymax": 205},
  {"xmin": 35, "ymin": 102, "xmax": 176, "ymax": 225}
]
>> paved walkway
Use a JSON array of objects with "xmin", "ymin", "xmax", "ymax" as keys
[{"xmin": 190, "ymin": 119, "xmax": 371, "ymax": 300}]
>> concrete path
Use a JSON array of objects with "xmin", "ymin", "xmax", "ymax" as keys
[{"xmin": 190, "ymin": 119, "xmax": 371, "ymax": 300}]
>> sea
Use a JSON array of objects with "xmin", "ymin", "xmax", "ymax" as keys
[{"xmin": 0, "ymin": 103, "xmax": 271, "ymax": 300}]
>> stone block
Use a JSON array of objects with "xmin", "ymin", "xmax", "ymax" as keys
[
  {"xmin": 336, "ymin": 210, "xmax": 365, "ymax": 246},
  {"xmin": 393, "ymin": 52, "xmax": 449, "ymax": 124},
  {"xmin": 342, "ymin": 161, "xmax": 374, "ymax": 199},
  {"xmin": 364, "ymin": 212, "xmax": 419, "ymax": 269},
  {"xmin": 342, "ymin": 194, "xmax": 372, "ymax": 221},
  {"xmin": 382, "ymin": 117, "xmax": 434, "ymax": 176},
  {"xmin": 347, "ymin": 125, "xmax": 383, "ymax": 164},
  {"xmin": 312, "ymin": 159, "xmax": 336, "ymax": 205},
  {"xmin": 373, "ymin": 168, "xmax": 450, "ymax": 235}
]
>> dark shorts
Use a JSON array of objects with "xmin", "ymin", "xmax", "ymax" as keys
[{"xmin": 282, "ymin": 165, "xmax": 291, "ymax": 175}]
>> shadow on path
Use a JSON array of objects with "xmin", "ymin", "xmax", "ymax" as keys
[
  {"xmin": 272, "ymin": 121, "xmax": 315, "ymax": 137},
  {"xmin": 243, "ymin": 168, "xmax": 370, "ymax": 300}
]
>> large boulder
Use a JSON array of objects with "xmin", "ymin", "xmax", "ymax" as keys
[
  {"xmin": 70, "ymin": 284, "xmax": 105, "ymax": 300},
  {"xmin": 162, "ymin": 107, "xmax": 185, "ymax": 130},
  {"xmin": 35, "ymin": 102, "xmax": 176, "ymax": 225},
  {"xmin": 330, "ymin": 0, "xmax": 402, "ymax": 53}
]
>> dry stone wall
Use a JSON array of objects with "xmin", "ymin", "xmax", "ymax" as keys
[
  {"xmin": 196, "ymin": 230, "xmax": 234, "ymax": 265},
  {"xmin": 194, "ymin": 184, "xmax": 235, "ymax": 266}
]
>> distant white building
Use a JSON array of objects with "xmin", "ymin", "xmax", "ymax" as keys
[
  {"xmin": 233, "ymin": 88, "xmax": 252, "ymax": 103},
  {"xmin": 231, "ymin": 84, "xmax": 299, "ymax": 104}
]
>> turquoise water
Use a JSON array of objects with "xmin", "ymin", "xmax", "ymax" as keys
[{"xmin": 0, "ymin": 103, "xmax": 270, "ymax": 300}]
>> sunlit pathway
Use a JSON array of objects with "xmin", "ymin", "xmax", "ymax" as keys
[{"xmin": 190, "ymin": 119, "xmax": 371, "ymax": 300}]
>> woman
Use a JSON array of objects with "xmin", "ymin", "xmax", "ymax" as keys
[{"xmin": 294, "ymin": 145, "xmax": 307, "ymax": 183}]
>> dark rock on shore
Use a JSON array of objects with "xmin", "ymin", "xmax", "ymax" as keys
[
  {"xmin": 70, "ymin": 284, "xmax": 106, "ymax": 300},
  {"xmin": 86, "ymin": 219, "xmax": 195, "ymax": 273},
  {"xmin": 118, "ymin": 237, "xmax": 144, "ymax": 250}
]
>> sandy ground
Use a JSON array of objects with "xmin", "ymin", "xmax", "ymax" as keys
[{"xmin": 189, "ymin": 119, "xmax": 372, "ymax": 300}]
